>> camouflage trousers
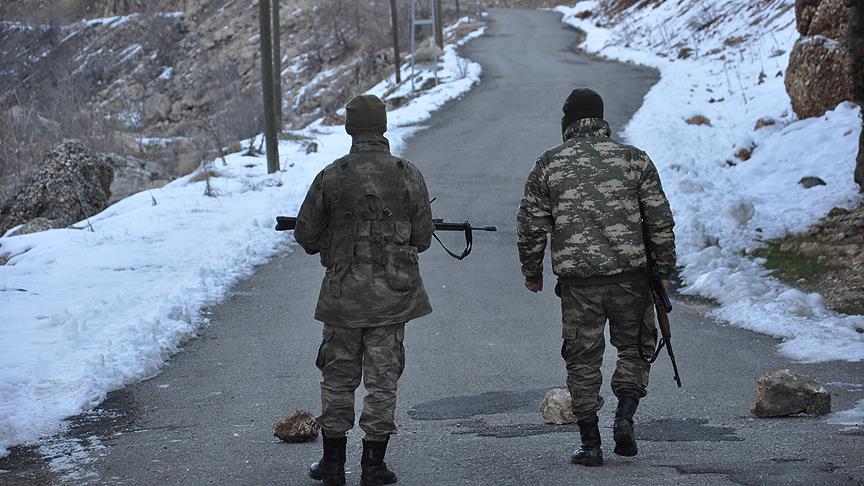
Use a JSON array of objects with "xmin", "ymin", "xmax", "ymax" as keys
[
  {"xmin": 558, "ymin": 280, "xmax": 657, "ymax": 421},
  {"xmin": 315, "ymin": 323, "xmax": 405, "ymax": 441}
]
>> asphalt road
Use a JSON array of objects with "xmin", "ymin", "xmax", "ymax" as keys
[{"xmin": 3, "ymin": 8, "xmax": 863, "ymax": 486}]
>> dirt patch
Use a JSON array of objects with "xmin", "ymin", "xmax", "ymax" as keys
[{"xmin": 752, "ymin": 204, "xmax": 864, "ymax": 316}]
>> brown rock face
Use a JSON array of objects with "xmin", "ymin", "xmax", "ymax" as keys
[
  {"xmin": 796, "ymin": 0, "xmax": 850, "ymax": 39},
  {"xmin": 273, "ymin": 410, "xmax": 319, "ymax": 443},
  {"xmin": 785, "ymin": 36, "xmax": 855, "ymax": 118},
  {"xmin": 786, "ymin": 0, "xmax": 856, "ymax": 119},
  {"xmin": 751, "ymin": 370, "xmax": 831, "ymax": 418},
  {"xmin": 849, "ymin": 0, "xmax": 864, "ymax": 192},
  {"xmin": 0, "ymin": 141, "xmax": 114, "ymax": 235}
]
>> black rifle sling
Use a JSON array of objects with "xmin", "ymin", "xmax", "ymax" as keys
[{"xmin": 433, "ymin": 225, "xmax": 473, "ymax": 260}]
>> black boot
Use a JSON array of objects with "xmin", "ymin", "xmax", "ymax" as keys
[
  {"xmin": 309, "ymin": 436, "xmax": 347, "ymax": 486},
  {"xmin": 360, "ymin": 437, "xmax": 398, "ymax": 486},
  {"xmin": 613, "ymin": 393, "xmax": 640, "ymax": 457},
  {"xmin": 571, "ymin": 416, "xmax": 603, "ymax": 466}
]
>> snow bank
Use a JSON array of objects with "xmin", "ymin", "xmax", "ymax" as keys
[
  {"xmin": 0, "ymin": 23, "xmax": 485, "ymax": 458},
  {"xmin": 556, "ymin": 1, "xmax": 864, "ymax": 361},
  {"xmin": 827, "ymin": 399, "xmax": 864, "ymax": 430}
]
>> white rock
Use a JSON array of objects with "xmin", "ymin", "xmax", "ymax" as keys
[{"xmin": 540, "ymin": 388, "xmax": 576, "ymax": 425}]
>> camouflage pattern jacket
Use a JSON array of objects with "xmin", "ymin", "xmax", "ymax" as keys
[
  {"xmin": 294, "ymin": 134, "xmax": 434, "ymax": 327},
  {"xmin": 517, "ymin": 118, "xmax": 676, "ymax": 283}
]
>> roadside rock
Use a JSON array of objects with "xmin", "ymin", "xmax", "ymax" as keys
[
  {"xmin": 540, "ymin": 388, "xmax": 576, "ymax": 425},
  {"xmin": 754, "ymin": 117, "xmax": 777, "ymax": 130},
  {"xmin": 751, "ymin": 370, "xmax": 831, "ymax": 417},
  {"xmin": 413, "ymin": 38, "xmax": 445, "ymax": 63},
  {"xmin": 685, "ymin": 115, "xmax": 712, "ymax": 126},
  {"xmin": 785, "ymin": 36, "xmax": 855, "ymax": 119},
  {"xmin": 106, "ymin": 154, "xmax": 170, "ymax": 202},
  {"xmin": 0, "ymin": 141, "xmax": 114, "ymax": 235},
  {"xmin": 799, "ymin": 176, "xmax": 827, "ymax": 188},
  {"xmin": 273, "ymin": 409, "xmax": 319, "ymax": 443}
]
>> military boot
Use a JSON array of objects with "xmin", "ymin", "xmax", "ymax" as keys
[
  {"xmin": 309, "ymin": 436, "xmax": 347, "ymax": 486},
  {"xmin": 613, "ymin": 393, "xmax": 640, "ymax": 457},
  {"xmin": 570, "ymin": 416, "xmax": 603, "ymax": 467},
  {"xmin": 360, "ymin": 437, "xmax": 398, "ymax": 486}
]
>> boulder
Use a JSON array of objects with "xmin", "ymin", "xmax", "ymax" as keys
[
  {"xmin": 144, "ymin": 93, "xmax": 172, "ymax": 124},
  {"xmin": 413, "ymin": 38, "xmax": 445, "ymax": 63},
  {"xmin": 795, "ymin": 0, "xmax": 850, "ymax": 40},
  {"xmin": 105, "ymin": 154, "xmax": 170, "ymax": 202},
  {"xmin": 540, "ymin": 388, "xmax": 577, "ymax": 425},
  {"xmin": 12, "ymin": 217, "xmax": 55, "ymax": 236},
  {"xmin": 273, "ymin": 409, "xmax": 319, "ymax": 443},
  {"xmin": 0, "ymin": 141, "xmax": 114, "ymax": 235},
  {"xmin": 785, "ymin": 36, "xmax": 855, "ymax": 119},
  {"xmin": 799, "ymin": 176, "xmax": 827, "ymax": 188},
  {"xmin": 751, "ymin": 370, "xmax": 831, "ymax": 418}
]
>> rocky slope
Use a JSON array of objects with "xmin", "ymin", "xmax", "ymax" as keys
[{"xmin": 0, "ymin": 0, "xmax": 466, "ymax": 184}]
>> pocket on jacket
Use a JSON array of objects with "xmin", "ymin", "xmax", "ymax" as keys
[
  {"xmin": 317, "ymin": 229, "xmax": 333, "ymax": 267},
  {"xmin": 382, "ymin": 221, "xmax": 412, "ymax": 245},
  {"xmin": 315, "ymin": 327, "xmax": 335, "ymax": 370},
  {"xmin": 383, "ymin": 245, "xmax": 419, "ymax": 291}
]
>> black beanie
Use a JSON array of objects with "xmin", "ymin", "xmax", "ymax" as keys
[
  {"xmin": 561, "ymin": 88, "xmax": 604, "ymax": 133},
  {"xmin": 345, "ymin": 94, "xmax": 387, "ymax": 135}
]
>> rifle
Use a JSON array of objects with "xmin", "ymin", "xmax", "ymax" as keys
[
  {"xmin": 639, "ymin": 210, "xmax": 682, "ymax": 388},
  {"xmin": 274, "ymin": 216, "xmax": 497, "ymax": 260}
]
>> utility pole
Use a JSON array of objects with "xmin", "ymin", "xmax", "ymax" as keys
[
  {"xmin": 258, "ymin": 0, "xmax": 280, "ymax": 173},
  {"xmin": 271, "ymin": 0, "xmax": 283, "ymax": 132},
  {"xmin": 434, "ymin": 0, "xmax": 443, "ymax": 48},
  {"xmin": 390, "ymin": 0, "xmax": 401, "ymax": 83}
]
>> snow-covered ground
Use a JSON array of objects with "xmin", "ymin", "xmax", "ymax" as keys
[
  {"xmin": 556, "ymin": 1, "xmax": 864, "ymax": 362},
  {"xmin": 0, "ymin": 21, "xmax": 484, "ymax": 459}
]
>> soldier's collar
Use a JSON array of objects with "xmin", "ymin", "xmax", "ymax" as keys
[
  {"xmin": 349, "ymin": 133, "xmax": 391, "ymax": 153},
  {"xmin": 563, "ymin": 118, "xmax": 611, "ymax": 142}
]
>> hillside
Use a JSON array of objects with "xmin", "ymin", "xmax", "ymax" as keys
[
  {"xmin": 0, "ymin": 0, "xmax": 469, "ymax": 198},
  {"xmin": 559, "ymin": 0, "xmax": 863, "ymax": 361}
]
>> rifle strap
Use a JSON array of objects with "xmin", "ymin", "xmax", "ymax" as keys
[{"xmin": 433, "ymin": 226, "xmax": 473, "ymax": 260}]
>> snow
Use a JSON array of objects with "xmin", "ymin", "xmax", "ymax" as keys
[
  {"xmin": 0, "ymin": 21, "xmax": 483, "ymax": 459},
  {"xmin": 826, "ymin": 399, "xmax": 864, "ymax": 430},
  {"xmin": 158, "ymin": 67, "xmax": 173, "ymax": 81},
  {"xmin": 556, "ymin": 1, "xmax": 864, "ymax": 362},
  {"xmin": 82, "ymin": 15, "xmax": 135, "ymax": 28}
]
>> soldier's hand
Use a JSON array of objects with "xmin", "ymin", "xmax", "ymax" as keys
[{"xmin": 525, "ymin": 278, "xmax": 543, "ymax": 293}]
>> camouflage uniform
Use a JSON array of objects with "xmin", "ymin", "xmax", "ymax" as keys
[
  {"xmin": 295, "ymin": 132, "xmax": 433, "ymax": 440},
  {"xmin": 517, "ymin": 117, "xmax": 676, "ymax": 420}
]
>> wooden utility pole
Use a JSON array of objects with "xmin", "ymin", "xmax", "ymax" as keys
[
  {"xmin": 258, "ymin": 0, "xmax": 280, "ymax": 173},
  {"xmin": 390, "ymin": 0, "xmax": 401, "ymax": 83},
  {"xmin": 271, "ymin": 0, "xmax": 283, "ymax": 131},
  {"xmin": 434, "ymin": 0, "xmax": 443, "ymax": 48}
]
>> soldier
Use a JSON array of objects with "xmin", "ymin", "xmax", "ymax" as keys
[
  {"xmin": 517, "ymin": 89, "xmax": 676, "ymax": 466},
  {"xmin": 294, "ymin": 94, "xmax": 434, "ymax": 486}
]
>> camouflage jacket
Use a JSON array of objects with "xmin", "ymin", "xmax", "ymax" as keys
[
  {"xmin": 294, "ymin": 134, "xmax": 434, "ymax": 327},
  {"xmin": 517, "ymin": 118, "xmax": 676, "ymax": 283}
]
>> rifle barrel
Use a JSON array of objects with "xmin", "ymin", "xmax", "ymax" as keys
[{"xmin": 276, "ymin": 216, "xmax": 497, "ymax": 233}]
